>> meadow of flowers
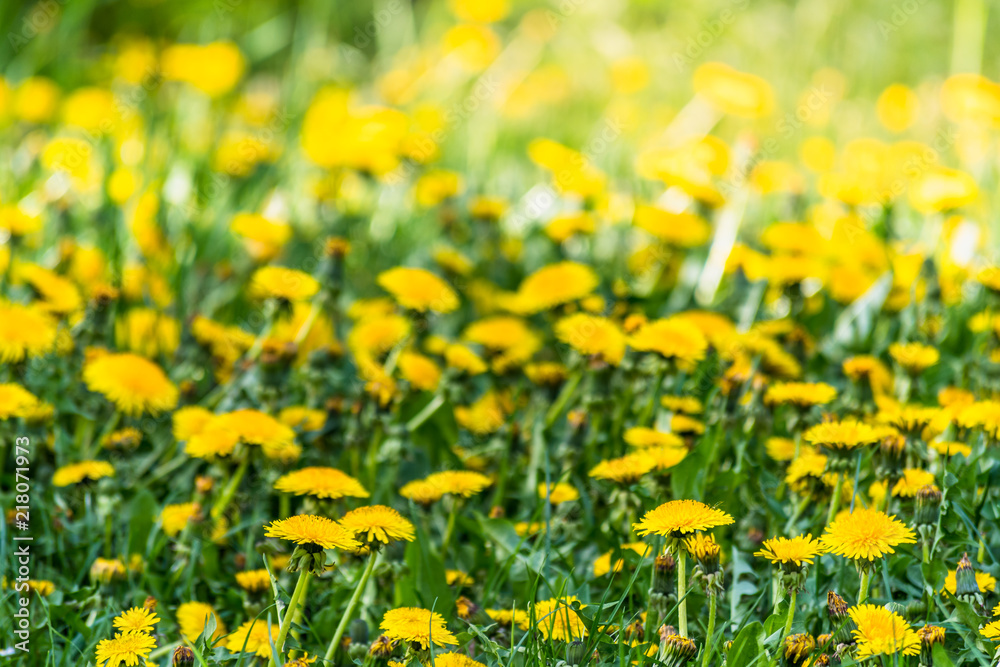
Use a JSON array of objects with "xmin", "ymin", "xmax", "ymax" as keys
[{"xmin": 3, "ymin": 0, "xmax": 1000, "ymax": 666}]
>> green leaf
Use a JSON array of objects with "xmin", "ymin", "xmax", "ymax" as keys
[{"xmin": 726, "ymin": 620, "xmax": 763, "ymax": 667}]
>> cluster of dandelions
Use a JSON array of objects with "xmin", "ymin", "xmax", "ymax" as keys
[{"xmin": 7, "ymin": 0, "xmax": 1000, "ymax": 665}]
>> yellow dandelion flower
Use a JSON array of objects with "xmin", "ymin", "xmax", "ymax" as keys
[
  {"xmin": 339, "ymin": 505, "xmax": 416, "ymax": 545},
  {"xmin": 0, "ymin": 205, "xmax": 42, "ymax": 237},
  {"xmin": 94, "ymin": 631, "xmax": 157, "ymax": 667},
  {"xmin": 397, "ymin": 351, "xmax": 442, "ymax": 391},
  {"xmin": 0, "ymin": 383, "xmax": 41, "ymax": 421},
  {"xmin": 113, "ymin": 607, "xmax": 159, "ymax": 634},
  {"xmin": 849, "ymin": 604, "xmax": 919, "ymax": 658},
  {"xmin": 226, "ymin": 620, "xmax": 280, "ymax": 658},
  {"xmin": 278, "ymin": 406, "xmax": 327, "ymax": 432},
  {"xmin": 589, "ymin": 453, "xmax": 656, "ymax": 484},
  {"xmin": 888, "ymin": 343, "xmax": 939, "ymax": 374},
  {"xmin": 892, "ymin": 469, "xmax": 936, "ymax": 498},
  {"xmin": 820, "ymin": 508, "xmax": 916, "ymax": 561},
  {"xmin": 16, "ymin": 264, "xmax": 82, "ymax": 315},
  {"xmin": 160, "ymin": 503, "xmax": 201, "ymax": 537},
  {"xmin": 661, "ymin": 395, "xmax": 703, "ymax": 415},
  {"xmin": 400, "ymin": 479, "xmax": 444, "ymax": 506},
  {"xmin": 784, "ymin": 452, "xmax": 829, "ymax": 493},
  {"xmin": 486, "ymin": 608, "xmax": 531, "ymax": 630},
  {"xmin": 425, "ymin": 470, "xmax": 492, "ymax": 498},
  {"xmin": 250, "ymin": 266, "xmax": 319, "ymax": 302},
  {"xmin": 264, "ymin": 515, "xmax": 360, "ymax": 551},
  {"xmin": 53, "ymin": 460, "xmax": 115, "ymax": 487},
  {"xmin": 982, "ymin": 620, "xmax": 1000, "ymax": 640},
  {"xmin": 633, "ymin": 204, "xmax": 711, "ymax": 247},
  {"xmin": 533, "ymin": 597, "xmax": 588, "ymax": 641},
  {"xmin": 274, "ymin": 467, "xmax": 369, "ymax": 500},
  {"xmin": 0, "ymin": 301, "xmax": 58, "ymax": 362},
  {"xmin": 231, "ymin": 212, "xmax": 291, "ymax": 262},
  {"xmin": 176, "ymin": 602, "xmax": 226, "ymax": 642},
  {"xmin": 693, "ymin": 62, "xmax": 774, "ymax": 117},
  {"xmin": 624, "ymin": 427, "xmax": 685, "ymax": 450},
  {"xmin": 633, "ymin": 500, "xmax": 734, "ymax": 538},
  {"xmin": 444, "ymin": 344, "xmax": 488, "ymax": 375},
  {"xmin": 161, "ymin": 41, "xmax": 244, "ymax": 97},
  {"xmin": 184, "ymin": 423, "xmax": 240, "ymax": 459},
  {"xmin": 764, "ymin": 382, "xmax": 837, "ymax": 408},
  {"xmin": 348, "ymin": 313, "xmax": 412, "ymax": 357},
  {"xmin": 554, "ymin": 314, "xmax": 627, "ymax": 365},
  {"xmin": 643, "ymin": 446, "xmax": 688, "ymax": 471},
  {"xmin": 377, "ymin": 267, "xmax": 459, "ymax": 313},
  {"xmin": 83, "ymin": 353, "xmax": 178, "ymax": 416},
  {"xmin": 593, "ymin": 543, "xmax": 650, "ymax": 577},
  {"xmin": 628, "ymin": 318, "xmax": 708, "ymax": 363},
  {"xmin": 380, "ymin": 607, "xmax": 458, "ymax": 649},
  {"xmin": 446, "ymin": 570, "xmax": 474, "ymax": 586},
  {"xmin": 765, "ymin": 437, "xmax": 800, "ymax": 462},
  {"xmin": 432, "ymin": 654, "xmax": 486, "ymax": 667},
  {"xmin": 804, "ymin": 419, "xmax": 880, "ymax": 452},
  {"xmin": 930, "ymin": 441, "xmax": 971, "ymax": 457},
  {"xmin": 754, "ymin": 535, "xmax": 825, "ymax": 568},
  {"xmin": 235, "ymin": 569, "xmax": 271, "ymax": 593},
  {"xmin": 538, "ymin": 482, "xmax": 579, "ymax": 505},
  {"xmin": 506, "ymin": 261, "xmax": 599, "ymax": 314},
  {"xmin": 843, "ymin": 355, "xmax": 893, "ymax": 395},
  {"xmin": 454, "ymin": 391, "xmax": 509, "ymax": 435}
]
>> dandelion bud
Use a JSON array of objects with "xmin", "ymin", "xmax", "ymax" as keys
[
  {"xmin": 684, "ymin": 534, "xmax": 720, "ymax": 576},
  {"xmin": 566, "ymin": 640, "xmax": 588, "ymax": 666},
  {"xmin": 812, "ymin": 654, "xmax": 831, "ymax": 667},
  {"xmin": 489, "ymin": 506, "xmax": 506, "ymax": 519},
  {"xmin": 885, "ymin": 601, "xmax": 908, "ymax": 618},
  {"xmin": 194, "ymin": 476, "xmax": 214, "ymax": 494},
  {"xmin": 324, "ymin": 236, "xmax": 351, "ymax": 259},
  {"xmin": 955, "ymin": 553, "xmax": 981, "ymax": 602},
  {"xmin": 915, "ymin": 485, "xmax": 942, "ymax": 527},
  {"xmin": 105, "ymin": 427, "xmax": 141, "ymax": 451},
  {"xmin": 827, "ymin": 591, "xmax": 855, "ymax": 643},
  {"xmin": 782, "ymin": 633, "xmax": 815, "ymax": 667},
  {"xmin": 143, "ymin": 596, "xmax": 157, "ymax": 611},
  {"xmin": 650, "ymin": 553, "xmax": 676, "ymax": 596},
  {"xmin": 369, "ymin": 635, "xmax": 396, "ymax": 658},
  {"xmin": 173, "ymin": 646, "xmax": 195, "ymax": 667},
  {"xmin": 917, "ymin": 625, "xmax": 945, "ymax": 667},
  {"xmin": 907, "ymin": 599, "xmax": 927, "ymax": 618},
  {"xmin": 660, "ymin": 631, "xmax": 698, "ymax": 667},
  {"xmin": 827, "ymin": 591, "xmax": 848, "ymax": 620},
  {"xmin": 456, "ymin": 596, "xmax": 488, "ymax": 624}
]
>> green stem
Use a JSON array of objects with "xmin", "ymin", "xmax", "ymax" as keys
[
  {"xmin": 212, "ymin": 457, "xmax": 249, "ymax": 519},
  {"xmin": 922, "ymin": 541, "xmax": 929, "ymax": 565},
  {"xmin": 639, "ymin": 365, "xmax": 667, "ymax": 427},
  {"xmin": 441, "ymin": 501, "xmax": 459, "ymax": 562},
  {"xmin": 701, "ymin": 593, "xmax": 717, "ymax": 667},
  {"xmin": 825, "ymin": 470, "xmax": 845, "ymax": 527},
  {"xmin": 782, "ymin": 588, "xmax": 797, "ymax": 640},
  {"xmin": 267, "ymin": 568, "xmax": 311, "ymax": 667},
  {"xmin": 545, "ymin": 371, "xmax": 583, "ymax": 429},
  {"xmin": 677, "ymin": 550, "xmax": 688, "ymax": 638},
  {"xmin": 859, "ymin": 570, "xmax": 871, "ymax": 604},
  {"xmin": 323, "ymin": 552, "xmax": 379, "ymax": 662}
]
